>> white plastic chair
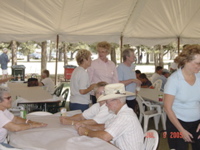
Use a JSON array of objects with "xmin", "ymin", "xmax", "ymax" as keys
[
  {"xmin": 152, "ymin": 79, "xmax": 162, "ymax": 91},
  {"xmin": 26, "ymin": 111, "xmax": 52, "ymax": 117},
  {"xmin": 136, "ymin": 94, "xmax": 166, "ymax": 133},
  {"xmin": 144, "ymin": 129, "xmax": 159, "ymax": 150},
  {"xmin": 8, "ymin": 108, "xmax": 21, "ymax": 116}
]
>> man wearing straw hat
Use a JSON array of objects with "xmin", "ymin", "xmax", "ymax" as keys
[{"xmin": 76, "ymin": 83, "xmax": 143, "ymax": 150}]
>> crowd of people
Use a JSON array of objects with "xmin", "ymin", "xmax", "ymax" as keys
[{"xmin": 0, "ymin": 43, "xmax": 200, "ymax": 150}]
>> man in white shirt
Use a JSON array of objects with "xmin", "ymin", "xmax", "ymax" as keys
[
  {"xmin": 39, "ymin": 70, "xmax": 55, "ymax": 94},
  {"xmin": 60, "ymin": 82, "xmax": 114, "ymax": 126},
  {"xmin": 151, "ymin": 66, "xmax": 163, "ymax": 84},
  {"xmin": 76, "ymin": 83, "xmax": 144, "ymax": 150}
]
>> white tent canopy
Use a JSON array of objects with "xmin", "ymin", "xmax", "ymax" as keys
[{"xmin": 0, "ymin": 0, "xmax": 200, "ymax": 46}]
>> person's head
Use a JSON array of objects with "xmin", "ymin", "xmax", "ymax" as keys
[
  {"xmin": 162, "ymin": 69, "xmax": 170, "ymax": 78},
  {"xmin": 94, "ymin": 81, "xmax": 108, "ymax": 106},
  {"xmin": 41, "ymin": 69, "xmax": 50, "ymax": 79},
  {"xmin": 135, "ymin": 70, "xmax": 141, "ymax": 79},
  {"xmin": 76, "ymin": 49, "xmax": 92, "ymax": 67},
  {"xmin": 0, "ymin": 87, "xmax": 12, "ymax": 110},
  {"xmin": 174, "ymin": 44, "xmax": 200, "ymax": 73},
  {"xmin": 139, "ymin": 73, "xmax": 148, "ymax": 83},
  {"xmin": 155, "ymin": 66, "xmax": 163, "ymax": 75},
  {"xmin": 3, "ymin": 48, "xmax": 8, "ymax": 53},
  {"xmin": 96, "ymin": 41, "xmax": 111, "ymax": 59},
  {"xmin": 122, "ymin": 48, "xmax": 136, "ymax": 63},
  {"xmin": 97, "ymin": 83, "xmax": 135, "ymax": 114}
]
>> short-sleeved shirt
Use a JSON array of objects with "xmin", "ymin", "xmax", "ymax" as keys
[
  {"xmin": 141, "ymin": 80, "xmax": 152, "ymax": 87},
  {"xmin": 117, "ymin": 63, "xmax": 136, "ymax": 100},
  {"xmin": 82, "ymin": 103, "xmax": 114, "ymax": 124},
  {"xmin": 164, "ymin": 68, "xmax": 200, "ymax": 122},
  {"xmin": 70, "ymin": 66, "xmax": 90, "ymax": 105},
  {"xmin": 41, "ymin": 77, "xmax": 55, "ymax": 94},
  {"xmin": 0, "ymin": 53, "xmax": 9, "ymax": 69},
  {"xmin": 151, "ymin": 73, "xmax": 161, "ymax": 84},
  {"xmin": 105, "ymin": 104, "xmax": 143, "ymax": 150},
  {"xmin": 87, "ymin": 58, "xmax": 118, "ymax": 84},
  {"xmin": 0, "ymin": 109, "xmax": 14, "ymax": 143}
]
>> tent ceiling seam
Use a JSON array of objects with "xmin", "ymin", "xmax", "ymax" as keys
[
  {"xmin": 179, "ymin": 4, "xmax": 200, "ymax": 37},
  {"xmin": 121, "ymin": 0, "xmax": 148, "ymax": 36}
]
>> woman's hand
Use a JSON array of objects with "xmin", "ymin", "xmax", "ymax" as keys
[
  {"xmin": 196, "ymin": 123, "xmax": 200, "ymax": 139},
  {"xmin": 181, "ymin": 129, "xmax": 193, "ymax": 142}
]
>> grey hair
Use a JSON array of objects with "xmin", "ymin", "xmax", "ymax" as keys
[
  {"xmin": 119, "ymin": 97, "xmax": 126, "ymax": 104},
  {"xmin": 0, "ymin": 87, "xmax": 9, "ymax": 102}
]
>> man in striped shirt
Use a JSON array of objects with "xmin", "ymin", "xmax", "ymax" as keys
[{"xmin": 76, "ymin": 83, "xmax": 144, "ymax": 150}]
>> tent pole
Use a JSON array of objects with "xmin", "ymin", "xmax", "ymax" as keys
[
  {"xmin": 55, "ymin": 35, "xmax": 59, "ymax": 85},
  {"xmin": 177, "ymin": 37, "xmax": 180, "ymax": 54},
  {"xmin": 120, "ymin": 35, "xmax": 123, "ymax": 63}
]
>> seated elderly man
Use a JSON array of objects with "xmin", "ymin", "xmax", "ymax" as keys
[
  {"xmin": 60, "ymin": 82, "xmax": 114, "ymax": 126},
  {"xmin": 0, "ymin": 87, "xmax": 47, "ymax": 148},
  {"xmin": 76, "ymin": 83, "xmax": 144, "ymax": 150}
]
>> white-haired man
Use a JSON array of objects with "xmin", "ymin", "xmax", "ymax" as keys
[
  {"xmin": 0, "ymin": 48, "xmax": 10, "ymax": 79},
  {"xmin": 76, "ymin": 83, "xmax": 144, "ymax": 150}
]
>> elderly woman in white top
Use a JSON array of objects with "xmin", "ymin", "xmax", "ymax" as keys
[
  {"xmin": 0, "ymin": 87, "xmax": 47, "ymax": 147},
  {"xmin": 69, "ymin": 49, "xmax": 96, "ymax": 112}
]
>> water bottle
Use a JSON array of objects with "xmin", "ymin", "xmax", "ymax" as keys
[{"xmin": 20, "ymin": 106, "xmax": 26, "ymax": 119}]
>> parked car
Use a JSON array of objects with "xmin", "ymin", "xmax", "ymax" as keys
[
  {"xmin": 29, "ymin": 53, "xmax": 41, "ymax": 59},
  {"xmin": 17, "ymin": 52, "xmax": 25, "ymax": 60}
]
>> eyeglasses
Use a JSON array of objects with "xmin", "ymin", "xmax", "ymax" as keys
[{"xmin": 4, "ymin": 96, "xmax": 11, "ymax": 100}]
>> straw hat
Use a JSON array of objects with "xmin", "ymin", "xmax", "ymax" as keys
[{"xmin": 97, "ymin": 83, "xmax": 135, "ymax": 102}]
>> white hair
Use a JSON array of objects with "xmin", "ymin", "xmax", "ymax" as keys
[{"xmin": 0, "ymin": 87, "xmax": 9, "ymax": 102}]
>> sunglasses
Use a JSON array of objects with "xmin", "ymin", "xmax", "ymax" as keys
[{"xmin": 4, "ymin": 96, "xmax": 12, "ymax": 100}]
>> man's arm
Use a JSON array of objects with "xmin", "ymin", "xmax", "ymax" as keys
[{"xmin": 77, "ymin": 127, "xmax": 113, "ymax": 142}]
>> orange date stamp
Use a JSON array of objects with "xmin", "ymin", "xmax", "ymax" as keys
[{"xmin": 162, "ymin": 132, "xmax": 183, "ymax": 139}]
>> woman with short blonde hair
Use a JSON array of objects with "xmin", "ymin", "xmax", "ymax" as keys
[
  {"xmin": 87, "ymin": 42, "xmax": 118, "ymax": 104},
  {"xmin": 70, "ymin": 49, "xmax": 96, "ymax": 112}
]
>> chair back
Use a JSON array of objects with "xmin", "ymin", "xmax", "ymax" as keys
[
  {"xmin": 144, "ymin": 129, "xmax": 159, "ymax": 150},
  {"xmin": 62, "ymin": 88, "xmax": 69, "ymax": 101},
  {"xmin": 152, "ymin": 79, "xmax": 162, "ymax": 91},
  {"xmin": 60, "ymin": 88, "xmax": 69, "ymax": 107},
  {"xmin": 53, "ymin": 83, "xmax": 64, "ymax": 97},
  {"xmin": 136, "ymin": 95, "xmax": 145, "ymax": 115}
]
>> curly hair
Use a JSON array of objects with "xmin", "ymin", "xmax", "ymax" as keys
[
  {"xmin": 175, "ymin": 44, "xmax": 200, "ymax": 68},
  {"xmin": 76, "ymin": 49, "xmax": 91, "ymax": 65},
  {"xmin": 96, "ymin": 41, "xmax": 111, "ymax": 53}
]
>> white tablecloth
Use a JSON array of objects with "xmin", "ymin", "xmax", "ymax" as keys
[
  {"xmin": 9, "ymin": 112, "xmax": 119, "ymax": 150},
  {"xmin": 7, "ymin": 82, "xmax": 63, "ymax": 107}
]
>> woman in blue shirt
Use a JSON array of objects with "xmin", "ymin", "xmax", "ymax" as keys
[{"xmin": 164, "ymin": 44, "xmax": 200, "ymax": 150}]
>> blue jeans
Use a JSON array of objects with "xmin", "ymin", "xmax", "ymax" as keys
[{"xmin": 69, "ymin": 103, "xmax": 89, "ymax": 112}]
